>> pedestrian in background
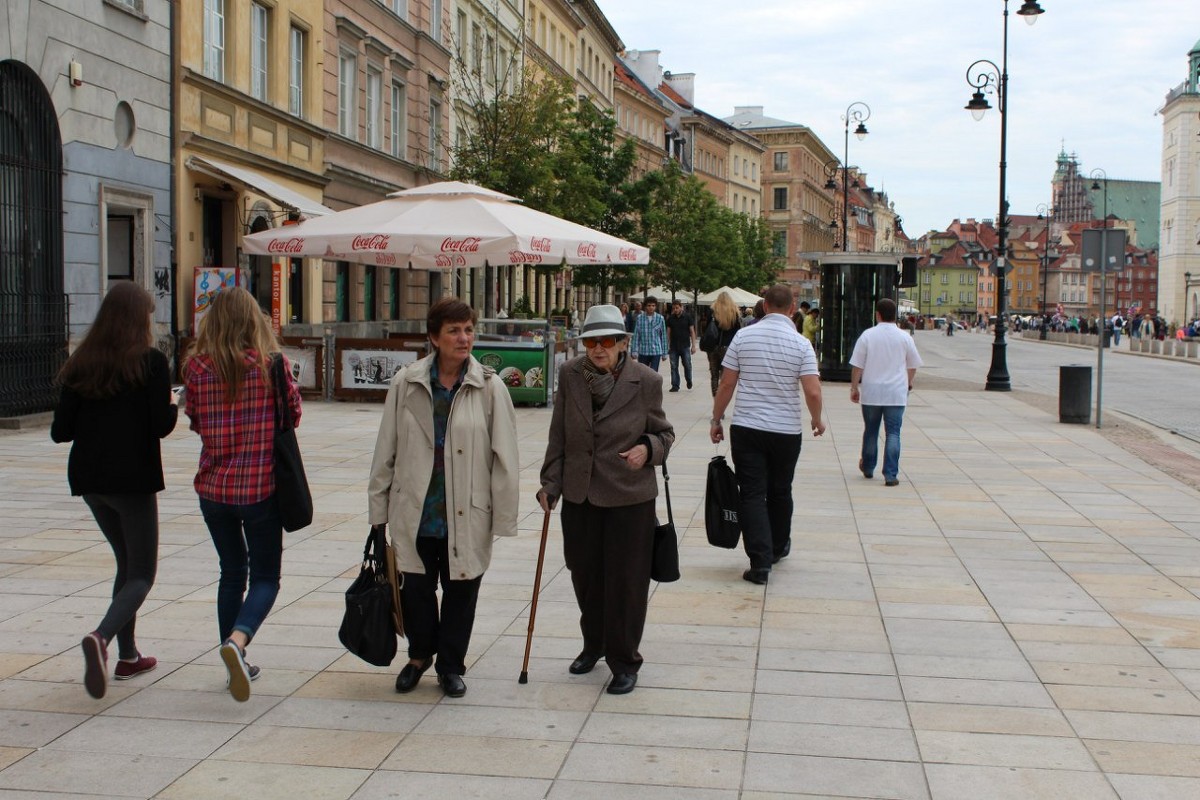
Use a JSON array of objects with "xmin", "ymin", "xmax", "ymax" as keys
[
  {"xmin": 665, "ymin": 299, "xmax": 696, "ymax": 392},
  {"xmin": 52, "ymin": 283, "xmax": 178, "ymax": 699},
  {"xmin": 710, "ymin": 285, "xmax": 825, "ymax": 585},
  {"xmin": 630, "ymin": 295, "xmax": 668, "ymax": 371},
  {"xmin": 369, "ymin": 298, "xmax": 519, "ymax": 699},
  {"xmin": 184, "ymin": 287, "xmax": 302, "ymax": 702},
  {"xmin": 539, "ymin": 305, "xmax": 674, "ymax": 695},
  {"xmin": 849, "ymin": 299, "xmax": 923, "ymax": 487},
  {"xmin": 706, "ymin": 291, "xmax": 741, "ymax": 396}
]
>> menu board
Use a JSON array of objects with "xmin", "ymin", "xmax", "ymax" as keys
[{"xmin": 473, "ymin": 343, "xmax": 547, "ymax": 404}]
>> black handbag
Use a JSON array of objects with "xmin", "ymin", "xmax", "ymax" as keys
[
  {"xmin": 651, "ymin": 460, "xmax": 680, "ymax": 583},
  {"xmin": 271, "ymin": 355, "xmax": 313, "ymax": 532},
  {"xmin": 705, "ymin": 455, "xmax": 741, "ymax": 548},
  {"xmin": 339, "ymin": 526, "xmax": 398, "ymax": 666}
]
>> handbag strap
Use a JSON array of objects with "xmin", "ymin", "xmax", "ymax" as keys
[
  {"xmin": 271, "ymin": 354, "xmax": 295, "ymax": 432},
  {"xmin": 661, "ymin": 460, "xmax": 673, "ymax": 527}
]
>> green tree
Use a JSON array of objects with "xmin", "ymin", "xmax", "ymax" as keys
[{"xmin": 728, "ymin": 213, "xmax": 782, "ymax": 292}]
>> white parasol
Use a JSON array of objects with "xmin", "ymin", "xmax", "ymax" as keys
[
  {"xmin": 696, "ymin": 286, "xmax": 764, "ymax": 307},
  {"xmin": 242, "ymin": 180, "xmax": 649, "ymax": 269}
]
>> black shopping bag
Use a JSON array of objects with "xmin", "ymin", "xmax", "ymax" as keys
[
  {"xmin": 705, "ymin": 455, "xmax": 741, "ymax": 548},
  {"xmin": 338, "ymin": 526, "xmax": 398, "ymax": 666},
  {"xmin": 651, "ymin": 462, "xmax": 680, "ymax": 583}
]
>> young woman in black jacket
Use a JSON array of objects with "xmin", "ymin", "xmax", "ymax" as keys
[{"xmin": 51, "ymin": 283, "xmax": 179, "ymax": 698}]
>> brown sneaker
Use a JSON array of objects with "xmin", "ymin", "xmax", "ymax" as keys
[
  {"xmin": 81, "ymin": 632, "xmax": 108, "ymax": 699},
  {"xmin": 113, "ymin": 654, "xmax": 157, "ymax": 680}
]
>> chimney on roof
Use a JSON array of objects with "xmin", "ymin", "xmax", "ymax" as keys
[
  {"xmin": 621, "ymin": 49, "xmax": 662, "ymax": 92},
  {"xmin": 734, "ymin": 106, "xmax": 764, "ymax": 116},
  {"xmin": 665, "ymin": 71, "xmax": 695, "ymax": 105}
]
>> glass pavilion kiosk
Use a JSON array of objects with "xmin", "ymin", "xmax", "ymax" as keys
[{"xmin": 814, "ymin": 253, "xmax": 903, "ymax": 382}]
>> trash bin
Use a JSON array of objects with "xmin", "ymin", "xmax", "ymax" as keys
[
  {"xmin": 1059, "ymin": 365, "xmax": 1091, "ymax": 424},
  {"xmin": 1103, "ymin": 330, "xmax": 1112, "ymax": 348}
]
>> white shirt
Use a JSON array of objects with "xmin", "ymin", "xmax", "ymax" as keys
[
  {"xmin": 722, "ymin": 313, "xmax": 819, "ymax": 435},
  {"xmin": 849, "ymin": 321, "xmax": 923, "ymax": 406}
]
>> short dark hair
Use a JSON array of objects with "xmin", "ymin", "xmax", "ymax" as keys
[
  {"xmin": 427, "ymin": 296, "xmax": 477, "ymax": 336},
  {"xmin": 799, "ymin": 301, "xmax": 811, "ymax": 311},
  {"xmin": 876, "ymin": 298, "xmax": 898, "ymax": 322},
  {"xmin": 644, "ymin": 295, "xmax": 658, "ymax": 306},
  {"xmin": 762, "ymin": 284, "xmax": 793, "ymax": 312}
]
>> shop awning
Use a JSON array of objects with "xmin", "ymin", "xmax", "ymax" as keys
[{"xmin": 186, "ymin": 155, "xmax": 334, "ymax": 219}]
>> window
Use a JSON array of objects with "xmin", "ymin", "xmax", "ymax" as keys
[
  {"xmin": 471, "ymin": 23, "xmax": 482, "ymax": 74},
  {"xmin": 429, "ymin": 97, "xmax": 442, "ymax": 170},
  {"xmin": 773, "ymin": 187, "xmax": 787, "ymax": 211},
  {"xmin": 940, "ymin": 274, "xmax": 949, "ymax": 285},
  {"xmin": 250, "ymin": 3, "xmax": 269, "ymax": 101},
  {"xmin": 486, "ymin": 34, "xmax": 495, "ymax": 81},
  {"xmin": 733, "ymin": 158, "xmax": 740, "ymax": 176},
  {"xmin": 391, "ymin": 82, "xmax": 407, "ymax": 159},
  {"xmin": 338, "ymin": 50, "xmax": 356, "ymax": 137},
  {"xmin": 366, "ymin": 67, "xmax": 382, "ymax": 149},
  {"xmin": 289, "ymin": 27, "xmax": 305, "ymax": 116},
  {"xmin": 772, "ymin": 230, "xmax": 787, "ymax": 258},
  {"xmin": 203, "ymin": 0, "xmax": 225, "ymax": 81},
  {"xmin": 430, "ymin": 0, "xmax": 442, "ymax": 40},
  {"xmin": 392, "ymin": 0, "xmax": 408, "ymax": 21},
  {"xmin": 773, "ymin": 152, "xmax": 788, "ymax": 171}
]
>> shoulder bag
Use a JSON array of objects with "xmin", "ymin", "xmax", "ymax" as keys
[
  {"xmin": 339, "ymin": 525, "xmax": 399, "ymax": 666},
  {"xmin": 271, "ymin": 355, "xmax": 313, "ymax": 532},
  {"xmin": 651, "ymin": 460, "xmax": 680, "ymax": 583},
  {"xmin": 705, "ymin": 454, "xmax": 741, "ymax": 548}
]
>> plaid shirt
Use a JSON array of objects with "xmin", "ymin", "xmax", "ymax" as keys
[
  {"xmin": 630, "ymin": 312, "xmax": 668, "ymax": 356},
  {"xmin": 184, "ymin": 351, "xmax": 302, "ymax": 505}
]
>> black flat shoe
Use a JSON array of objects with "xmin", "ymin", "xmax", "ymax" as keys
[
  {"xmin": 606, "ymin": 673, "xmax": 637, "ymax": 695},
  {"xmin": 394, "ymin": 657, "xmax": 433, "ymax": 693},
  {"xmin": 743, "ymin": 568, "xmax": 770, "ymax": 585},
  {"xmin": 569, "ymin": 652, "xmax": 602, "ymax": 675},
  {"xmin": 772, "ymin": 540, "xmax": 791, "ymax": 565},
  {"xmin": 439, "ymin": 673, "xmax": 466, "ymax": 697}
]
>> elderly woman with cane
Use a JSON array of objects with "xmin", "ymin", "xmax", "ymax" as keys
[
  {"xmin": 537, "ymin": 305, "xmax": 674, "ymax": 695},
  {"xmin": 369, "ymin": 297, "xmax": 519, "ymax": 698}
]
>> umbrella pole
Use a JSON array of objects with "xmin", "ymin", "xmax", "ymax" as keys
[{"xmin": 519, "ymin": 509, "xmax": 552, "ymax": 684}]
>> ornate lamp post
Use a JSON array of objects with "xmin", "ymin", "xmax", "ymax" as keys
[
  {"xmin": 1186, "ymin": 271, "xmax": 1194, "ymax": 321},
  {"xmin": 1035, "ymin": 201, "xmax": 1055, "ymax": 340},
  {"xmin": 823, "ymin": 159, "xmax": 842, "ymax": 249},
  {"xmin": 829, "ymin": 103, "xmax": 870, "ymax": 252},
  {"xmin": 963, "ymin": 0, "xmax": 1045, "ymax": 391}
]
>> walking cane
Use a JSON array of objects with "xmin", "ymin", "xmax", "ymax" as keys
[{"xmin": 519, "ymin": 508, "xmax": 552, "ymax": 684}]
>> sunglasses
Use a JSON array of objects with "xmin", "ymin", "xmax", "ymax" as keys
[{"xmin": 582, "ymin": 335, "xmax": 624, "ymax": 349}]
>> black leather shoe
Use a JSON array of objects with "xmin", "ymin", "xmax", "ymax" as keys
[
  {"xmin": 858, "ymin": 458, "xmax": 873, "ymax": 479},
  {"xmin": 394, "ymin": 657, "xmax": 433, "ymax": 693},
  {"xmin": 743, "ymin": 568, "xmax": 770, "ymax": 585},
  {"xmin": 606, "ymin": 673, "xmax": 637, "ymax": 695},
  {"xmin": 772, "ymin": 540, "xmax": 791, "ymax": 565},
  {"xmin": 439, "ymin": 673, "xmax": 466, "ymax": 698},
  {"xmin": 569, "ymin": 652, "xmax": 602, "ymax": 675}
]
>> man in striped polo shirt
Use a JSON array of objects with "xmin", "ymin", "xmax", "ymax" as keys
[{"xmin": 710, "ymin": 285, "xmax": 825, "ymax": 585}]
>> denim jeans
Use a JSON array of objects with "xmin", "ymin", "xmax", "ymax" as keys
[
  {"xmin": 860, "ymin": 405, "xmax": 905, "ymax": 481},
  {"xmin": 730, "ymin": 425, "xmax": 803, "ymax": 570},
  {"xmin": 668, "ymin": 348, "xmax": 693, "ymax": 389},
  {"xmin": 636, "ymin": 353, "xmax": 662, "ymax": 371},
  {"xmin": 199, "ymin": 496, "xmax": 283, "ymax": 644}
]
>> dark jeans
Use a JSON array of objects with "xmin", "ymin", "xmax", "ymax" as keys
[
  {"xmin": 668, "ymin": 347, "xmax": 693, "ymax": 389},
  {"xmin": 83, "ymin": 493, "xmax": 159, "ymax": 659},
  {"xmin": 730, "ymin": 425, "xmax": 803, "ymax": 570},
  {"xmin": 200, "ymin": 495, "xmax": 283, "ymax": 644},
  {"xmin": 561, "ymin": 498, "xmax": 655, "ymax": 675},
  {"xmin": 860, "ymin": 405, "xmax": 905, "ymax": 481},
  {"xmin": 636, "ymin": 353, "xmax": 662, "ymax": 371},
  {"xmin": 401, "ymin": 535, "xmax": 482, "ymax": 676},
  {"xmin": 707, "ymin": 349, "xmax": 725, "ymax": 396}
]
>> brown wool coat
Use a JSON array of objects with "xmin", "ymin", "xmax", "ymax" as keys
[{"xmin": 540, "ymin": 355, "xmax": 674, "ymax": 507}]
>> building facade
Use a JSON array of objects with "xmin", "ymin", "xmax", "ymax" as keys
[
  {"xmin": 1159, "ymin": 38, "xmax": 1200, "ymax": 324},
  {"xmin": 1, "ymin": 0, "xmax": 172, "ymax": 415}
]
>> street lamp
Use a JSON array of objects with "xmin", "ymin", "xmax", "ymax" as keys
[
  {"xmin": 823, "ymin": 159, "xmax": 842, "ymax": 249},
  {"xmin": 838, "ymin": 102, "xmax": 870, "ymax": 252},
  {"xmin": 1186, "ymin": 271, "xmax": 1194, "ymax": 320},
  {"xmin": 963, "ymin": 0, "xmax": 1044, "ymax": 392},
  {"xmin": 1035, "ymin": 202, "xmax": 1056, "ymax": 340}
]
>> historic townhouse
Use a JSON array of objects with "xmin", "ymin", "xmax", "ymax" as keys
[
  {"xmin": 175, "ymin": 0, "xmax": 330, "ymax": 334},
  {"xmin": 614, "ymin": 60, "xmax": 670, "ymax": 178},
  {"xmin": 724, "ymin": 107, "xmax": 837, "ymax": 291},
  {"xmin": 1159, "ymin": 38, "xmax": 1200, "ymax": 323},
  {"xmin": 1, "ymin": 0, "xmax": 172, "ymax": 416},
  {"xmin": 320, "ymin": 0, "xmax": 451, "ymax": 329}
]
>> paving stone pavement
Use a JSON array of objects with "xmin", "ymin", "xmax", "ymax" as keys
[{"xmin": 1, "ymin": 372, "xmax": 1199, "ymax": 799}]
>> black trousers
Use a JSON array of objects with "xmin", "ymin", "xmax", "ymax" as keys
[
  {"xmin": 730, "ymin": 424, "xmax": 803, "ymax": 570},
  {"xmin": 561, "ymin": 498, "xmax": 655, "ymax": 675},
  {"xmin": 83, "ymin": 493, "xmax": 159, "ymax": 660},
  {"xmin": 400, "ymin": 535, "xmax": 482, "ymax": 676}
]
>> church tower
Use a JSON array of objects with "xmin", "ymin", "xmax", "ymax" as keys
[{"xmin": 1158, "ymin": 38, "xmax": 1200, "ymax": 323}]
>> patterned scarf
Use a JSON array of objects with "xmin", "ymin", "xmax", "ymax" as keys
[{"xmin": 575, "ymin": 351, "xmax": 627, "ymax": 414}]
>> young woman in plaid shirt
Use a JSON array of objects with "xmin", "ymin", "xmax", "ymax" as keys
[{"xmin": 184, "ymin": 288, "xmax": 302, "ymax": 702}]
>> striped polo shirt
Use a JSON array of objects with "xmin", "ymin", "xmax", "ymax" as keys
[{"xmin": 722, "ymin": 313, "xmax": 819, "ymax": 435}]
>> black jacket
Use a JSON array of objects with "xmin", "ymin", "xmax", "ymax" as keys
[{"xmin": 51, "ymin": 349, "xmax": 178, "ymax": 495}]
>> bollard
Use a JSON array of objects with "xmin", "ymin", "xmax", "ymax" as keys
[{"xmin": 1059, "ymin": 365, "xmax": 1092, "ymax": 424}]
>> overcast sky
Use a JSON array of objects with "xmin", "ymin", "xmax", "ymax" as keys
[{"xmin": 597, "ymin": 0, "xmax": 1200, "ymax": 238}]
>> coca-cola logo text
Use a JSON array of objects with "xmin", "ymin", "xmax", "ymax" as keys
[
  {"xmin": 375, "ymin": 253, "xmax": 397, "ymax": 267},
  {"xmin": 576, "ymin": 243, "xmax": 597, "ymax": 259},
  {"xmin": 441, "ymin": 237, "xmax": 481, "ymax": 253},
  {"xmin": 267, "ymin": 237, "xmax": 305, "ymax": 254},
  {"xmin": 351, "ymin": 234, "xmax": 390, "ymax": 251},
  {"xmin": 618, "ymin": 248, "xmax": 639, "ymax": 261},
  {"xmin": 508, "ymin": 251, "xmax": 543, "ymax": 264},
  {"xmin": 434, "ymin": 254, "xmax": 467, "ymax": 268},
  {"xmin": 531, "ymin": 237, "xmax": 551, "ymax": 253}
]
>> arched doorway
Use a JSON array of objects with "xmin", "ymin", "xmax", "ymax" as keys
[{"xmin": 0, "ymin": 60, "xmax": 65, "ymax": 416}]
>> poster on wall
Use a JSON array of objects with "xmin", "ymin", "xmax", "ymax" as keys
[
  {"xmin": 280, "ymin": 346, "xmax": 316, "ymax": 391},
  {"xmin": 193, "ymin": 267, "xmax": 245, "ymax": 334},
  {"xmin": 339, "ymin": 348, "xmax": 419, "ymax": 390},
  {"xmin": 473, "ymin": 344, "xmax": 548, "ymax": 404}
]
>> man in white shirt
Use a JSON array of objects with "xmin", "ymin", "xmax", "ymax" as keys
[
  {"xmin": 849, "ymin": 298, "xmax": 923, "ymax": 487},
  {"xmin": 710, "ymin": 285, "xmax": 825, "ymax": 585}
]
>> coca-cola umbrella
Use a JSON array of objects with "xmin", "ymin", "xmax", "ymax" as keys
[{"xmin": 242, "ymin": 180, "xmax": 649, "ymax": 269}]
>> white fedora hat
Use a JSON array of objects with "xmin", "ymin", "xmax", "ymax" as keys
[{"xmin": 578, "ymin": 305, "xmax": 626, "ymax": 339}]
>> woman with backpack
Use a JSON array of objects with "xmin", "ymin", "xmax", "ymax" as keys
[{"xmin": 703, "ymin": 291, "xmax": 741, "ymax": 396}]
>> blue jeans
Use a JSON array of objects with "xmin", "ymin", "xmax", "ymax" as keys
[
  {"xmin": 730, "ymin": 425, "xmax": 803, "ymax": 570},
  {"xmin": 1112, "ymin": 329, "xmax": 1121, "ymax": 346},
  {"xmin": 860, "ymin": 405, "xmax": 905, "ymax": 481},
  {"xmin": 636, "ymin": 353, "xmax": 662, "ymax": 371},
  {"xmin": 200, "ymin": 496, "xmax": 283, "ymax": 644},
  {"xmin": 668, "ymin": 348, "xmax": 693, "ymax": 389}
]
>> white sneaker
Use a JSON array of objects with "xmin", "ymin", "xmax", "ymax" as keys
[{"xmin": 219, "ymin": 640, "xmax": 251, "ymax": 702}]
